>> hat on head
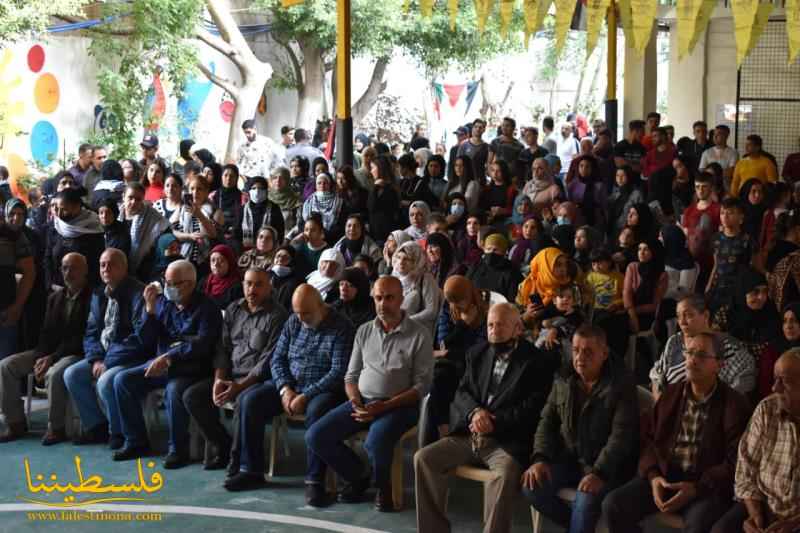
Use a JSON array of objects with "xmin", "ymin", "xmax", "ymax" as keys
[
  {"xmin": 140, "ymin": 134, "xmax": 159, "ymax": 148},
  {"xmin": 453, "ymin": 126, "xmax": 469, "ymax": 136}
]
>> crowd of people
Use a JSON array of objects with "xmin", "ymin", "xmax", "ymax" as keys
[{"xmin": 0, "ymin": 110, "xmax": 799, "ymax": 533}]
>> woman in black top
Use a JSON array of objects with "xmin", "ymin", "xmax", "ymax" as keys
[
  {"xmin": 367, "ymin": 155, "xmax": 401, "ymax": 243},
  {"xmin": 97, "ymin": 198, "xmax": 132, "ymax": 257}
]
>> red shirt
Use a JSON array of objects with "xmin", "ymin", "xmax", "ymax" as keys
[
  {"xmin": 144, "ymin": 183, "xmax": 165, "ymax": 202},
  {"xmin": 782, "ymin": 152, "xmax": 800, "ymax": 182},
  {"xmin": 641, "ymin": 145, "xmax": 677, "ymax": 178},
  {"xmin": 682, "ymin": 201, "xmax": 721, "ymax": 264}
]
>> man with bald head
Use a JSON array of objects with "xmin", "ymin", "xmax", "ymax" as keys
[
  {"xmin": 224, "ymin": 283, "xmax": 354, "ymax": 497},
  {"xmin": 415, "ymin": 303, "xmax": 559, "ymax": 533},
  {"xmin": 0, "ymin": 253, "xmax": 92, "ymax": 443},
  {"xmin": 307, "ymin": 276, "xmax": 433, "ymax": 512},
  {"xmin": 64, "ymin": 248, "xmax": 146, "ymax": 447}
]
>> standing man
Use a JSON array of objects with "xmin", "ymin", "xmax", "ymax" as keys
[
  {"xmin": 642, "ymin": 127, "xmax": 678, "ymax": 181},
  {"xmin": 285, "ymin": 128, "xmax": 325, "ymax": 166},
  {"xmin": 688, "ymin": 121, "xmax": 713, "ymax": 166},
  {"xmin": 541, "ymin": 116, "xmax": 558, "ymax": 155},
  {"xmin": 699, "ymin": 125, "xmax": 739, "ymax": 187},
  {"xmin": 642, "ymin": 111, "xmax": 661, "ymax": 150},
  {"xmin": 730, "ymin": 134, "xmax": 778, "ymax": 196},
  {"xmin": 556, "ymin": 122, "xmax": 580, "ymax": 180},
  {"xmin": 613, "ymin": 120, "xmax": 648, "ymax": 178},
  {"xmin": 274, "ymin": 125, "xmax": 295, "ymax": 165},
  {"xmin": 447, "ymin": 125, "xmax": 469, "ymax": 182},
  {"xmin": 140, "ymin": 134, "xmax": 166, "ymax": 170},
  {"xmin": 487, "ymin": 117, "xmax": 525, "ymax": 170},
  {"xmin": 306, "ymin": 276, "xmax": 433, "ymax": 511},
  {"xmin": 68, "ymin": 143, "xmax": 94, "ymax": 185},
  {"xmin": 82, "ymin": 146, "xmax": 108, "ymax": 202},
  {"xmin": 457, "ymin": 118, "xmax": 490, "ymax": 181},
  {"xmin": 236, "ymin": 119, "xmax": 283, "ymax": 185}
]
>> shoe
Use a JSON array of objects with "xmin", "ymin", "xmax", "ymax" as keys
[
  {"xmin": 223, "ymin": 472, "xmax": 267, "ymax": 492},
  {"xmin": 41, "ymin": 428, "xmax": 68, "ymax": 446},
  {"xmin": 305, "ymin": 483, "xmax": 328, "ymax": 507},
  {"xmin": 73, "ymin": 423, "xmax": 109, "ymax": 445},
  {"xmin": 163, "ymin": 452, "xmax": 190, "ymax": 470},
  {"xmin": 112, "ymin": 445, "xmax": 150, "ymax": 461},
  {"xmin": 204, "ymin": 439, "xmax": 231, "ymax": 471},
  {"xmin": 337, "ymin": 476, "xmax": 370, "ymax": 504},
  {"xmin": 374, "ymin": 485, "xmax": 394, "ymax": 512},
  {"xmin": 108, "ymin": 435, "xmax": 125, "ymax": 450},
  {"xmin": 0, "ymin": 421, "xmax": 28, "ymax": 443}
]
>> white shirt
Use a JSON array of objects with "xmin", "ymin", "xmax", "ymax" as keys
[
  {"xmin": 286, "ymin": 142, "xmax": 326, "ymax": 167},
  {"xmin": 556, "ymin": 135, "xmax": 580, "ymax": 172},
  {"xmin": 236, "ymin": 134, "xmax": 283, "ymax": 178},
  {"xmin": 699, "ymin": 145, "xmax": 739, "ymax": 171}
]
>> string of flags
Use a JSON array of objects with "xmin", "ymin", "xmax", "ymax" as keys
[{"xmin": 430, "ymin": 81, "xmax": 481, "ymax": 119}]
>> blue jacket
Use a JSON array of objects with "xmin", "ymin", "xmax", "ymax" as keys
[
  {"xmin": 137, "ymin": 291, "xmax": 222, "ymax": 378},
  {"xmin": 83, "ymin": 277, "xmax": 147, "ymax": 368}
]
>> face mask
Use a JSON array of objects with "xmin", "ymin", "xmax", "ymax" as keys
[
  {"xmin": 556, "ymin": 216, "xmax": 569, "ymax": 226},
  {"xmin": 249, "ymin": 189, "xmax": 267, "ymax": 203},
  {"xmin": 490, "ymin": 339, "xmax": 516, "ymax": 354},
  {"xmin": 486, "ymin": 253, "xmax": 506, "ymax": 267},
  {"xmin": 450, "ymin": 204, "xmax": 465, "ymax": 217},
  {"xmin": 271, "ymin": 265, "xmax": 291, "ymax": 277},
  {"xmin": 164, "ymin": 286, "xmax": 182, "ymax": 302},
  {"xmin": 416, "ymin": 167, "xmax": 424, "ymax": 178}
]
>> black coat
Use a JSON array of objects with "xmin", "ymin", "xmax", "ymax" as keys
[
  {"xmin": 450, "ymin": 339, "xmax": 559, "ymax": 466},
  {"xmin": 36, "ymin": 285, "xmax": 93, "ymax": 361},
  {"xmin": 466, "ymin": 255, "xmax": 523, "ymax": 303},
  {"xmin": 45, "ymin": 224, "xmax": 105, "ymax": 287},
  {"xmin": 104, "ymin": 220, "xmax": 132, "ymax": 257}
]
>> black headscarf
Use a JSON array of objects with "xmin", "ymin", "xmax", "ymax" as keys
[
  {"xmin": 727, "ymin": 267, "xmax": 780, "ymax": 343},
  {"xmin": 630, "ymin": 202, "xmax": 656, "ymax": 243},
  {"xmin": 660, "ymin": 223, "xmax": 694, "ymax": 270},
  {"xmin": 179, "ymin": 139, "xmax": 195, "ymax": 161},
  {"xmin": 552, "ymin": 224, "xmax": 576, "ymax": 257},
  {"xmin": 333, "ymin": 267, "xmax": 376, "ymax": 326},
  {"xmin": 634, "ymin": 238, "xmax": 665, "ymax": 306},
  {"xmin": 739, "ymin": 178, "xmax": 768, "ymax": 243},
  {"xmin": 426, "ymin": 232, "xmax": 455, "ymax": 287},
  {"xmin": 777, "ymin": 302, "xmax": 800, "ymax": 353}
]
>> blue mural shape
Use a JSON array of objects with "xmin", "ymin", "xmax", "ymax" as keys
[
  {"xmin": 30, "ymin": 120, "xmax": 59, "ymax": 166},
  {"xmin": 177, "ymin": 62, "xmax": 214, "ymax": 138}
]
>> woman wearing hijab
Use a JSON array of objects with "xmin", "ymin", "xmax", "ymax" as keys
[
  {"xmin": 516, "ymin": 247, "xmax": 571, "ymax": 309},
  {"xmin": 209, "ymin": 164, "xmax": 247, "ymax": 242},
  {"xmin": 444, "ymin": 193, "xmax": 468, "ymax": 240},
  {"xmin": 399, "ymin": 153, "xmax": 440, "ymax": 215},
  {"xmin": 237, "ymin": 226, "xmax": 278, "ymax": 272},
  {"xmin": 626, "ymin": 202, "xmax": 657, "ymax": 243},
  {"xmin": 200, "ymin": 244, "xmax": 243, "ymax": 309},
  {"xmin": 425, "ymin": 232, "xmax": 459, "ymax": 288},
  {"xmin": 739, "ymin": 178, "xmax": 768, "ymax": 247},
  {"xmin": 623, "ymin": 238, "xmax": 668, "ymax": 335},
  {"xmin": 333, "ymin": 214, "xmax": 380, "ymax": 266},
  {"xmin": 767, "ymin": 211, "xmax": 800, "ymax": 311},
  {"xmin": 563, "ymin": 154, "xmax": 605, "ymax": 226},
  {"xmin": 712, "ymin": 268, "xmax": 781, "ymax": 398},
  {"xmin": 238, "ymin": 176, "xmax": 285, "ymax": 248},
  {"xmin": 392, "ymin": 241, "xmax": 443, "ymax": 334},
  {"xmin": 444, "ymin": 155, "xmax": 480, "ymax": 213},
  {"xmin": 293, "ymin": 172, "xmax": 344, "ymax": 243},
  {"xmin": 148, "ymin": 232, "xmax": 182, "ymax": 283},
  {"xmin": 509, "ymin": 216, "xmax": 554, "ymax": 275},
  {"xmin": 424, "ymin": 154, "xmax": 448, "ymax": 208},
  {"xmin": 551, "ymin": 223, "xmax": 577, "ymax": 257},
  {"xmin": 306, "ymin": 247, "xmax": 346, "ymax": 303},
  {"xmin": 378, "ymin": 229, "xmax": 411, "ymax": 276},
  {"xmin": 91, "ymin": 160, "xmax": 126, "ymax": 210},
  {"xmin": 405, "ymin": 200, "xmax": 431, "ymax": 241},
  {"xmin": 289, "ymin": 155, "xmax": 313, "ymax": 200},
  {"xmin": 508, "ymin": 193, "xmax": 535, "ymax": 240},
  {"xmin": 269, "ymin": 245, "xmax": 304, "ymax": 310},
  {"xmin": 522, "ymin": 157, "xmax": 562, "ymax": 215},
  {"xmin": 268, "ymin": 166, "xmax": 301, "ymax": 234},
  {"xmin": 671, "ymin": 155, "xmax": 695, "ymax": 220},
  {"xmin": 777, "ymin": 302, "xmax": 800, "ymax": 354},
  {"xmin": 97, "ymin": 198, "xmax": 131, "ymax": 256},
  {"xmin": 332, "ymin": 267, "xmax": 376, "ymax": 327},
  {"xmin": 607, "ymin": 166, "xmax": 645, "ymax": 239},
  {"xmin": 454, "ymin": 214, "xmax": 484, "ymax": 268}
]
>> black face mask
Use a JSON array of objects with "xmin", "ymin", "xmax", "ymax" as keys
[
  {"xmin": 490, "ymin": 339, "xmax": 516, "ymax": 355},
  {"xmin": 485, "ymin": 253, "xmax": 505, "ymax": 267}
]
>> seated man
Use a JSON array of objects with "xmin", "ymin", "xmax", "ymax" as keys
[
  {"xmin": 189, "ymin": 267, "xmax": 289, "ymax": 471},
  {"xmin": 522, "ymin": 324, "xmax": 639, "ymax": 533},
  {"xmin": 113, "ymin": 259, "xmax": 222, "ymax": 468},
  {"xmin": 306, "ymin": 276, "xmax": 433, "ymax": 511},
  {"xmin": 603, "ymin": 331, "xmax": 752, "ymax": 533},
  {"xmin": 64, "ymin": 248, "xmax": 146, "ymax": 447},
  {"xmin": 713, "ymin": 350, "xmax": 800, "ymax": 533},
  {"xmin": 0, "ymin": 253, "xmax": 92, "ymax": 444},
  {"xmin": 120, "ymin": 182, "xmax": 170, "ymax": 278},
  {"xmin": 223, "ymin": 284, "xmax": 353, "ymax": 499},
  {"xmin": 415, "ymin": 303, "xmax": 558, "ymax": 533}
]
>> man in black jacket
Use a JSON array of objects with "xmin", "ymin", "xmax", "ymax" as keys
[{"xmin": 414, "ymin": 303, "xmax": 558, "ymax": 533}]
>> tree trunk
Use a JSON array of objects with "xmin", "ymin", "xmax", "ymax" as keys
[
  {"xmin": 296, "ymin": 42, "xmax": 325, "ymax": 131},
  {"xmin": 225, "ymin": 73, "xmax": 270, "ymax": 161},
  {"xmin": 572, "ymin": 53, "xmax": 590, "ymax": 112},
  {"xmin": 351, "ymin": 57, "xmax": 389, "ymax": 126},
  {"xmin": 586, "ymin": 43, "xmax": 605, "ymax": 112}
]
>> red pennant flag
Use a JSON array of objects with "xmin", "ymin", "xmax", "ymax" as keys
[{"xmin": 443, "ymin": 83, "xmax": 466, "ymax": 107}]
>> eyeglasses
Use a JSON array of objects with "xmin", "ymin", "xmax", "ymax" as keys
[{"xmin": 683, "ymin": 349, "xmax": 718, "ymax": 361}]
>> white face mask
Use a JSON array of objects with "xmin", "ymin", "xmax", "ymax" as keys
[
  {"xmin": 249, "ymin": 188, "xmax": 267, "ymax": 203},
  {"xmin": 164, "ymin": 286, "xmax": 182, "ymax": 302},
  {"xmin": 271, "ymin": 264, "xmax": 291, "ymax": 277},
  {"xmin": 450, "ymin": 204, "xmax": 465, "ymax": 217}
]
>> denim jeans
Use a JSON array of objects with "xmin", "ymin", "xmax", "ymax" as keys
[
  {"xmin": 236, "ymin": 380, "xmax": 342, "ymax": 481},
  {"xmin": 113, "ymin": 361, "xmax": 200, "ymax": 454},
  {"xmin": 305, "ymin": 399, "xmax": 418, "ymax": 487},
  {"xmin": 0, "ymin": 323, "xmax": 18, "ymax": 361},
  {"xmin": 64, "ymin": 360, "xmax": 131, "ymax": 436},
  {"xmin": 523, "ymin": 462, "xmax": 612, "ymax": 533}
]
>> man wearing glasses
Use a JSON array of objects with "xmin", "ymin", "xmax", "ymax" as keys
[{"xmin": 603, "ymin": 331, "xmax": 752, "ymax": 533}]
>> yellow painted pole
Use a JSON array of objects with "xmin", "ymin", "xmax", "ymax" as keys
[
  {"xmin": 606, "ymin": 0, "xmax": 618, "ymax": 139},
  {"xmin": 335, "ymin": 0, "xmax": 354, "ymax": 166}
]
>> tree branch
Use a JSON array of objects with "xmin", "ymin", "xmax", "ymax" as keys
[
  {"xmin": 197, "ymin": 61, "xmax": 239, "ymax": 99},
  {"xmin": 195, "ymin": 25, "xmax": 236, "ymax": 61},
  {"xmin": 276, "ymin": 40, "xmax": 304, "ymax": 89},
  {"xmin": 205, "ymin": 0, "xmax": 258, "ymax": 66}
]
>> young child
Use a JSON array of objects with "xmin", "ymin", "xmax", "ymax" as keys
[
  {"xmin": 586, "ymin": 248, "xmax": 627, "ymax": 356},
  {"xmin": 535, "ymin": 284, "xmax": 584, "ymax": 355},
  {"xmin": 706, "ymin": 197, "xmax": 753, "ymax": 312},
  {"xmin": 612, "ymin": 226, "xmax": 638, "ymax": 273}
]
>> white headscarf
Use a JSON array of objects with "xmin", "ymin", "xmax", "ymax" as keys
[
  {"xmin": 306, "ymin": 247, "xmax": 345, "ymax": 298},
  {"xmin": 392, "ymin": 241, "xmax": 427, "ymax": 294},
  {"xmin": 405, "ymin": 200, "xmax": 430, "ymax": 240}
]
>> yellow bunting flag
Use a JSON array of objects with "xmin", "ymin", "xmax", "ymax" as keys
[
  {"xmin": 536, "ymin": 0, "xmax": 552, "ymax": 32},
  {"xmin": 280, "ymin": 0, "xmax": 304, "ymax": 7},
  {"xmin": 584, "ymin": 0, "xmax": 611, "ymax": 59},
  {"xmin": 523, "ymin": 0, "xmax": 540, "ymax": 46},
  {"xmin": 499, "ymin": 0, "xmax": 515, "ymax": 37},
  {"xmin": 449, "ymin": 0, "xmax": 459, "ymax": 29},
  {"xmin": 616, "ymin": 0, "xmax": 635, "ymax": 50},
  {"xmin": 731, "ymin": 0, "xmax": 759, "ymax": 67},
  {"xmin": 688, "ymin": 0, "xmax": 715, "ymax": 53},
  {"xmin": 420, "ymin": 0, "xmax": 436, "ymax": 17},
  {"xmin": 789, "ymin": 0, "xmax": 800, "ymax": 64},
  {"xmin": 475, "ymin": 0, "xmax": 495, "ymax": 34},
  {"xmin": 676, "ymin": 0, "xmax": 702, "ymax": 59},
  {"xmin": 630, "ymin": 0, "xmax": 657, "ymax": 56},
  {"xmin": 553, "ymin": 0, "xmax": 576, "ymax": 55},
  {"xmin": 745, "ymin": 2, "xmax": 774, "ymax": 57}
]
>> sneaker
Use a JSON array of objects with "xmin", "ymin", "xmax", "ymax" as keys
[
  {"xmin": 337, "ymin": 476, "xmax": 370, "ymax": 504},
  {"xmin": 223, "ymin": 472, "xmax": 267, "ymax": 492},
  {"xmin": 305, "ymin": 483, "xmax": 328, "ymax": 507}
]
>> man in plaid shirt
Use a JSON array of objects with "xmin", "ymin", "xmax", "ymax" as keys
[{"xmin": 223, "ymin": 284, "xmax": 354, "ymax": 498}]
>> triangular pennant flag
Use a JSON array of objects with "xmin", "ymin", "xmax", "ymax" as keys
[
  {"xmin": 616, "ymin": 0, "xmax": 635, "ymax": 50},
  {"xmin": 688, "ymin": 0, "xmax": 715, "ymax": 53},
  {"xmin": 449, "ymin": 0, "xmax": 459, "ymax": 29},
  {"xmin": 281, "ymin": 0, "xmax": 304, "ymax": 7},
  {"xmin": 630, "ymin": 0, "xmax": 657, "ymax": 56},
  {"xmin": 676, "ymin": 0, "xmax": 703, "ymax": 59},
  {"xmin": 464, "ymin": 80, "xmax": 480, "ymax": 115},
  {"xmin": 499, "ymin": 0, "xmax": 515, "ymax": 38},
  {"xmin": 731, "ymin": 0, "xmax": 760, "ymax": 67},
  {"xmin": 584, "ymin": 0, "xmax": 611, "ymax": 59},
  {"xmin": 474, "ymin": 0, "xmax": 495, "ymax": 34},
  {"xmin": 523, "ymin": 0, "xmax": 539, "ymax": 47},
  {"xmin": 432, "ymin": 83, "xmax": 444, "ymax": 120},
  {"xmin": 788, "ymin": 0, "xmax": 800, "ymax": 64},
  {"xmin": 553, "ymin": 0, "xmax": 576, "ymax": 55},
  {"xmin": 421, "ymin": 0, "xmax": 436, "ymax": 17},
  {"xmin": 745, "ymin": 3, "xmax": 774, "ymax": 59},
  {"xmin": 443, "ymin": 84, "xmax": 466, "ymax": 107}
]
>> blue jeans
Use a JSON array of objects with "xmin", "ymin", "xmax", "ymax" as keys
[
  {"xmin": 237, "ymin": 380, "xmax": 342, "ymax": 481},
  {"xmin": 113, "ymin": 361, "xmax": 199, "ymax": 454},
  {"xmin": 64, "ymin": 360, "xmax": 130, "ymax": 436},
  {"xmin": 305, "ymin": 399, "xmax": 418, "ymax": 487},
  {"xmin": 0, "ymin": 323, "xmax": 18, "ymax": 360},
  {"xmin": 523, "ymin": 462, "xmax": 612, "ymax": 533}
]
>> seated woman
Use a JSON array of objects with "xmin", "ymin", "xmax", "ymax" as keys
[
  {"xmin": 147, "ymin": 233, "xmax": 182, "ymax": 283},
  {"xmin": 454, "ymin": 214, "xmax": 484, "ymax": 269},
  {"xmin": 712, "ymin": 267, "xmax": 781, "ymax": 399},
  {"xmin": 626, "ymin": 202, "xmax": 657, "ymax": 243},
  {"xmin": 200, "ymin": 244, "xmax": 244, "ymax": 309},
  {"xmin": 333, "ymin": 214, "xmax": 381, "ymax": 266},
  {"xmin": 572, "ymin": 225, "xmax": 604, "ymax": 273},
  {"xmin": 650, "ymin": 294, "xmax": 756, "ymax": 400},
  {"xmin": 289, "ymin": 155, "xmax": 313, "ymax": 200},
  {"xmin": 444, "ymin": 155, "xmax": 480, "ymax": 214},
  {"xmin": 97, "ymin": 198, "xmax": 131, "ymax": 256},
  {"xmin": 335, "ymin": 165, "xmax": 368, "ymax": 221},
  {"xmin": 292, "ymin": 172, "xmax": 344, "ymax": 243},
  {"xmin": 268, "ymin": 166, "xmax": 301, "ymax": 234},
  {"xmin": 607, "ymin": 165, "xmax": 644, "ymax": 239},
  {"xmin": 444, "ymin": 192, "xmax": 469, "ymax": 241},
  {"xmin": 623, "ymin": 238, "xmax": 668, "ymax": 335},
  {"xmin": 427, "ymin": 275, "xmax": 488, "ymax": 443},
  {"xmin": 237, "ymin": 226, "xmax": 278, "ymax": 272},
  {"xmin": 306, "ymin": 248, "xmax": 346, "ymax": 303},
  {"xmin": 171, "ymin": 174, "xmax": 223, "ymax": 277},
  {"xmin": 209, "ymin": 164, "xmax": 247, "ymax": 245},
  {"xmin": 392, "ymin": 241, "xmax": 444, "ymax": 335},
  {"xmin": 479, "ymin": 160, "xmax": 517, "ymax": 228},
  {"xmin": 467, "ymin": 233, "xmax": 522, "ymax": 303},
  {"xmin": 405, "ymin": 200, "xmax": 431, "ymax": 241},
  {"xmin": 269, "ymin": 245, "xmax": 304, "ymax": 310},
  {"xmin": 331, "ymin": 267, "xmax": 375, "ymax": 327},
  {"xmin": 521, "ymin": 157, "xmax": 562, "ymax": 215},
  {"xmin": 517, "ymin": 247, "xmax": 572, "ymax": 327},
  {"xmin": 508, "ymin": 194, "xmax": 535, "ymax": 241},
  {"xmin": 425, "ymin": 232, "xmax": 460, "ymax": 289},
  {"xmin": 352, "ymin": 253, "xmax": 377, "ymax": 282},
  {"xmin": 739, "ymin": 178, "xmax": 768, "ymax": 247},
  {"xmin": 399, "ymin": 153, "xmax": 440, "ymax": 215},
  {"xmin": 777, "ymin": 302, "xmax": 800, "ymax": 354},
  {"xmin": 292, "ymin": 213, "xmax": 328, "ymax": 278},
  {"xmin": 238, "ymin": 176, "xmax": 285, "ymax": 250},
  {"xmin": 377, "ymin": 229, "xmax": 411, "ymax": 276},
  {"xmin": 659, "ymin": 223, "xmax": 698, "ymax": 337},
  {"xmin": 761, "ymin": 182, "xmax": 792, "ymax": 251},
  {"xmin": 153, "ymin": 174, "xmax": 184, "ymax": 224},
  {"xmin": 509, "ymin": 216, "xmax": 554, "ymax": 276}
]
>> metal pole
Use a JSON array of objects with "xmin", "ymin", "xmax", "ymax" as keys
[
  {"xmin": 605, "ymin": 0, "xmax": 618, "ymax": 141},
  {"xmin": 334, "ymin": 0, "xmax": 353, "ymax": 168}
]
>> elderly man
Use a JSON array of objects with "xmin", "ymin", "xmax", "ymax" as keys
[
  {"xmin": 415, "ymin": 303, "xmax": 559, "ymax": 533},
  {"xmin": 223, "ymin": 284, "xmax": 353, "ymax": 500},
  {"xmin": 112, "ymin": 260, "xmax": 221, "ymax": 467},
  {"xmin": 604, "ymin": 332, "xmax": 751, "ymax": 533},
  {"xmin": 306, "ymin": 276, "xmax": 433, "ymax": 511},
  {"xmin": 523, "ymin": 324, "xmax": 639, "ymax": 533},
  {"xmin": 120, "ymin": 182, "xmax": 170, "ymax": 277},
  {"xmin": 63, "ymin": 249, "xmax": 146, "ymax": 447},
  {"xmin": 0, "ymin": 253, "xmax": 91, "ymax": 444},
  {"xmin": 712, "ymin": 350, "xmax": 800, "ymax": 533}
]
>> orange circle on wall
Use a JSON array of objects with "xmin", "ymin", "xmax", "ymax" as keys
[
  {"xmin": 7, "ymin": 153, "xmax": 30, "ymax": 204},
  {"xmin": 34, "ymin": 73, "xmax": 60, "ymax": 113}
]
